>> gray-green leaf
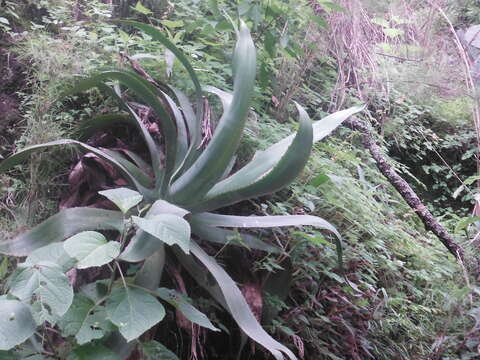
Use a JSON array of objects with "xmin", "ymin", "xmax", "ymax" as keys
[
  {"xmin": 58, "ymin": 295, "xmax": 113, "ymax": 344},
  {"xmin": 0, "ymin": 300, "xmax": 36, "ymax": 350},
  {"xmin": 25, "ymin": 243, "xmax": 75, "ymax": 272},
  {"xmin": 68, "ymin": 343, "xmax": 120, "ymax": 360},
  {"xmin": 64, "ymin": 231, "xmax": 120, "ymax": 269},
  {"xmin": 106, "ymin": 287, "xmax": 165, "ymax": 342},
  {"xmin": 9, "ymin": 262, "xmax": 73, "ymax": 317},
  {"xmin": 99, "ymin": 187, "xmax": 143, "ymax": 214},
  {"xmin": 131, "ymin": 215, "xmax": 191, "ymax": 254},
  {"xmin": 139, "ymin": 341, "xmax": 179, "ymax": 360}
]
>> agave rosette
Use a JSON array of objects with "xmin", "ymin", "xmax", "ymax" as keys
[{"xmin": 0, "ymin": 20, "xmax": 364, "ymax": 359}]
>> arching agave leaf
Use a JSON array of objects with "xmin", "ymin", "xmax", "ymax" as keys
[
  {"xmin": 176, "ymin": 242, "xmax": 297, "ymax": 360},
  {"xmin": 190, "ymin": 212, "xmax": 344, "ymax": 271},
  {"xmin": 190, "ymin": 219, "xmax": 281, "ymax": 253},
  {"xmin": 203, "ymin": 85, "xmax": 233, "ymax": 111},
  {"xmin": 168, "ymin": 21, "xmax": 256, "ymax": 204},
  {"xmin": 193, "ymin": 103, "xmax": 312, "ymax": 212},
  {"xmin": 0, "ymin": 208, "xmax": 123, "ymax": 257},
  {"xmin": 196, "ymin": 104, "xmax": 365, "ymax": 212},
  {"xmin": 65, "ymin": 70, "xmax": 177, "ymax": 189},
  {"xmin": 0, "ymin": 139, "xmax": 152, "ymax": 197}
]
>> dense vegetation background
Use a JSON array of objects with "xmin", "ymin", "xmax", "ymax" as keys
[{"xmin": 1, "ymin": 0, "xmax": 480, "ymax": 359}]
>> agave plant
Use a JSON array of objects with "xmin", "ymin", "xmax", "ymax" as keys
[{"xmin": 0, "ymin": 21, "xmax": 364, "ymax": 359}]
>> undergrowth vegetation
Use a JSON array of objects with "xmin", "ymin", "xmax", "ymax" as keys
[{"xmin": 1, "ymin": 0, "xmax": 480, "ymax": 359}]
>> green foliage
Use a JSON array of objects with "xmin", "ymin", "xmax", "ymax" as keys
[{"xmin": 0, "ymin": 20, "xmax": 363, "ymax": 359}]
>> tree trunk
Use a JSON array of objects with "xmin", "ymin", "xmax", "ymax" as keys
[{"xmin": 344, "ymin": 117, "xmax": 464, "ymax": 261}]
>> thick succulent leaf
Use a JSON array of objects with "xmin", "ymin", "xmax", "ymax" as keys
[
  {"xmin": 312, "ymin": 104, "xmax": 365, "ymax": 142},
  {"xmin": 134, "ymin": 249, "xmax": 165, "ymax": 291},
  {"xmin": 98, "ymin": 187, "xmax": 143, "ymax": 214},
  {"xmin": 189, "ymin": 219, "xmax": 281, "ymax": 253},
  {"xmin": 203, "ymin": 85, "xmax": 233, "ymax": 111},
  {"xmin": 158, "ymin": 90, "xmax": 189, "ymax": 179},
  {"xmin": 131, "ymin": 214, "xmax": 191, "ymax": 254},
  {"xmin": 168, "ymin": 21, "xmax": 256, "ymax": 204},
  {"xmin": 0, "ymin": 299, "xmax": 36, "ymax": 351},
  {"xmin": 187, "ymin": 242, "xmax": 297, "ymax": 360},
  {"xmin": 24, "ymin": 243, "xmax": 75, "ymax": 272},
  {"xmin": 76, "ymin": 113, "xmax": 132, "ymax": 139},
  {"xmin": 190, "ymin": 212, "xmax": 343, "ymax": 269},
  {"xmin": 197, "ymin": 104, "xmax": 365, "ymax": 212},
  {"xmin": 0, "ymin": 139, "xmax": 150, "ymax": 196},
  {"xmin": 194, "ymin": 103, "xmax": 313, "ymax": 211},
  {"xmin": 100, "ymin": 149, "xmax": 153, "ymax": 188},
  {"xmin": 168, "ymin": 86, "xmax": 199, "ymax": 150},
  {"xmin": 67, "ymin": 81, "xmax": 161, "ymax": 182},
  {"xmin": 106, "ymin": 287, "xmax": 166, "ymax": 342},
  {"xmin": 0, "ymin": 207, "xmax": 123, "ymax": 257},
  {"xmin": 156, "ymin": 288, "xmax": 219, "ymax": 331},
  {"xmin": 64, "ymin": 231, "xmax": 120, "ymax": 269},
  {"xmin": 66, "ymin": 70, "xmax": 177, "ymax": 187},
  {"xmin": 119, "ymin": 21, "xmax": 202, "ymax": 105},
  {"xmin": 9, "ymin": 262, "xmax": 74, "ymax": 317},
  {"xmin": 119, "ymin": 21, "xmax": 204, "ymax": 186}
]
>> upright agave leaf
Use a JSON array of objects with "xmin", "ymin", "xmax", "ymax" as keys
[{"xmin": 168, "ymin": 21, "xmax": 256, "ymax": 204}]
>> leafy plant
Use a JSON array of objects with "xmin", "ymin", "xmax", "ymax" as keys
[{"xmin": 0, "ymin": 20, "xmax": 363, "ymax": 359}]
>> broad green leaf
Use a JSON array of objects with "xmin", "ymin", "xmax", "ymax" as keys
[
  {"xmin": 148, "ymin": 200, "xmax": 189, "ymax": 218},
  {"xmin": 120, "ymin": 202, "xmax": 179, "ymax": 262},
  {"xmin": 156, "ymin": 288, "xmax": 219, "ymax": 331},
  {"xmin": 64, "ymin": 231, "xmax": 120, "ymax": 269},
  {"xmin": 168, "ymin": 21, "xmax": 256, "ymax": 204},
  {"xmin": 68, "ymin": 343, "xmax": 120, "ymax": 360},
  {"xmin": 9, "ymin": 262, "xmax": 74, "ymax": 317},
  {"xmin": 0, "ymin": 300, "xmax": 36, "ymax": 350},
  {"xmin": 185, "ymin": 242, "xmax": 296, "ymax": 360},
  {"xmin": 106, "ymin": 287, "xmax": 165, "ymax": 342},
  {"xmin": 140, "ymin": 341, "xmax": 179, "ymax": 360},
  {"xmin": 0, "ymin": 206, "xmax": 123, "ymax": 257},
  {"xmin": 98, "ymin": 188, "xmax": 143, "ymax": 214},
  {"xmin": 132, "ymin": 215, "xmax": 191, "ymax": 254},
  {"xmin": 31, "ymin": 297, "xmax": 61, "ymax": 326},
  {"xmin": 195, "ymin": 103, "xmax": 313, "ymax": 211},
  {"xmin": 58, "ymin": 295, "xmax": 113, "ymax": 344},
  {"xmin": 25, "ymin": 243, "xmax": 75, "ymax": 272}
]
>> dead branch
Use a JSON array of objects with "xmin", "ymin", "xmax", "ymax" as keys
[{"xmin": 345, "ymin": 117, "xmax": 464, "ymax": 261}]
